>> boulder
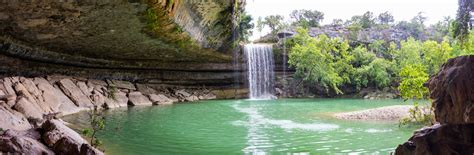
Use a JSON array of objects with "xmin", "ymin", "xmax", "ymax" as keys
[
  {"xmin": 0, "ymin": 106, "xmax": 31, "ymax": 131},
  {"xmin": 427, "ymin": 55, "xmax": 474, "ymax": 124},
  {"xmin": 395, "ymin": 124, "xmax": 474, "ymax": 155},
  {"xmin": 2, "ymin": 77, "xmax": 17, "ymax": 97},
  {"xmin": 13, "ymin": 97, "xmax": 44, "ymax": 120},
  {"xmin": 58, "ymin": 79, "xmax": 94, "ymax": 108},
  {"xmin": 34, "ymin": 78, "xmax": 83, "ymax": 116},
  {"xmin": 185, "ymin": 95, "xmax": 199, "ymax": 102},
  {"xmin": 107, "ymin": 80, "xmax": 136, "ymax": 90},
  {"xmin": 0, "ymin": 129, "xmax": 54, "ymax": 155},
  {"xmin": 43, "ymin": 119, "xmax": 104, "ymax": 155},
  {"xmin": 42, "ymin": 119, "xmax": 87, "ymax": 148},
  {"xmin": 175, "ymin": 89, "xmax": 191, "ymax": 97},
  {"xmin": 14, "ymin": 82, "xmax": 52, "ymax": 114},
  {"xmin": 87, "ymin": 79, "xmax": 108, "ymax": 87},
  {"xmin": 104, "ymin": 91, "xmax": 128, "ymax": 109},
  {"xmin": 77, "ymin": 81, "xmax": 92, "ymax": 97},
  {"xmin": 128, "ymin": 91, "xmax": 152, "ymax": 106},
  {"xmin": 0, "ymin": 94, "xmax": 16, "ymax": 107},
  {"xmin": 136, "ymin": 84, "xmax": 157, "ymax": 95},
  {"xmin": 199, "ymin": 93, "xmax": 217, "ymax": 100},
  {"xmin": 148, "ymin": 94, "xmax": 173, "ymax": 105},
  {"xmin": 90, "ymin": 90, "xmax": 106, "ymax": 108}
]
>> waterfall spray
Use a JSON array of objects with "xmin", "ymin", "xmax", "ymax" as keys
[{"xmin": 244, "ymin": 44, "xmax": 276, "ymax": 100}]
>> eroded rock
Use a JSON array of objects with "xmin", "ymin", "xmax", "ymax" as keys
[
  {"xmin": 0, "ymin": 106, "xmax": 31, "ymax": 131},
  {"xmin": 128, "ymin": 91, "xmax": 152, "ymax": 106},
  {"xmin": 395, "ymin": 124, "xmax": 474, "ymax": 155},
  {"xmin": 148, "ymin": 94, "xmax": 173, "ymax": 105},
  {"xmin": 0, "ymin": 129, "xmax": 54, "ymax": 155},
  {"xmin": 104, "ymin": 91, "xmax": 128, "ymax": 109},
  {"xmin": 107, "ymin": 80, "xmax": 136, "ymax": 90},
  {"xmin": 428, "ymin": 55, "xmax": 474, "ymax": 124},
  {"xmin": 58, "ymin": 79, "xmax": 94, "ymax": 108}
]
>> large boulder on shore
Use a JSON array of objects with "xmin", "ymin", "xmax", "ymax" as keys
[
  {"xmin": 128, "ymin": 91, "xmax": 152, "ymax": 106},
  {"xmin": 427, "ymin": 55, "xmax": 474, "ymax": 124},
  {"xmin": 395, "ymin": 124, "xmax": 474, "ymax": 155},
  {"xmin": 0, "ymin": 129, "xmax": 54, "ymax": 155},
  {"xmin": 42, "ymin": 119, "xmax": 103, "ymax": 155},
  {"xmin": 0, "ymin": 105, "xmax": 32, "ymax": 131}
]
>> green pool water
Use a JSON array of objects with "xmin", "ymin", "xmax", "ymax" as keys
[{"xmin": 64, "ymin": 99, "xmax": 418, "ymax": 155}]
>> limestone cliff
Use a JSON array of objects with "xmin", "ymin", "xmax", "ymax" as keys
[{"xmin": 0, "ymin": 0, "xmax": 246, "ymax": 88}]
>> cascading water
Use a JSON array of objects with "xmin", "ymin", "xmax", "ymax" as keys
[{"xmin": 244, "ymin": 44, "xmax": 275, "ymax": 99}]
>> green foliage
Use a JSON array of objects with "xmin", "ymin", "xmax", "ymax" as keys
[
  {"xmin": 393, "ymin": 37, "xmax": 422, "ymax": 70},
  {"xmin": 262, "ymin": 15, "xmax": 285, "ymax": 34},
  {"xmin": 453, "ymin": 0, "xmax": 472, "ymax": 44},
  {"xmin": 288, "ymin": 28, "xmax": 346, "ymax": 94},
  {"xmin": 347, "ymin": 11, "xmax": 376, "ymax": 29},
  {"xmin": 82, "ymin": 108, "xmax": 106, "ymax": 148},
  {"xmin": 398, "ymin": 64, "xmax": 434, "ymax": 127},
  {"xmin": 398, "ymin": 64, "xmax": 429, "ymax": 100},
  {"xmin": 399, "ymin": 102, "xmax": 435, "ymax": 127},
  {"xmin": 421, "ymin": 39, "xmax": 453, "ymax": 75},
  {"xmin": 290, "ymin": 9, "xmax": 325, "ymax": 27},
  {"xmin": 106, "ymin": 86, "xmax": 118, "ymax": 101},
  {"xmin": 377, "ymin": 11, "xmax": 394, "ymax": 25},
  {"xmin": 238, "ymin": 12, "xmax": 254, "ymax": 43}
]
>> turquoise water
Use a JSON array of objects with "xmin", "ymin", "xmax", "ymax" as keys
[{"xmin": 64, "ymin": 99, "xmax": 417, "ymax": 155}]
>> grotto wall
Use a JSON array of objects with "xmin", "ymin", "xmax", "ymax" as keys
[{"xmin": 0, "ymin": 0, "xmax": 246, "ymax": 89}]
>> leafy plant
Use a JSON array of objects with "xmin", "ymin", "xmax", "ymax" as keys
[
  {"xmin": 82, "ymin": 107, "xmax": 106, "ymax": 147},
  {"xmin": 106, "ymin": 86, "xmax": 118, "ymax": 101},
  {"xmin": 398, "ymin": 64, "xmax": 434, "ymax": 127}
]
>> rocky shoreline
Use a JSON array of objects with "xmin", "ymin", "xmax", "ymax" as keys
[{"xmin": 0, "ymin": 75, "xmax": 220, "ymax": 154}]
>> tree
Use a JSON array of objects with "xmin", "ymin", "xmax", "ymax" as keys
[
  {"xmin": 256, "ymin": 17, "xmax": 264, "ymax": 33},
  {"xmin": 290, "ymin": 9, "xmax": 325, "ymax": 27},
  {"xmin": 361, "ymin": 11, "xmax": 376, "ymax": 29},
  {"xmin": 453, "ymin": 0, "xmax": 472, "ymax": 44},
  {"xmin": 288, "ymin": 28, "xmax": 346, "ymax": 94},
  {"xmin": 263, "ymin": 15, "xmax": 285, "ymax": 34},
  {"xmin": 377, "ymin": 11, "xmax": 394, "ymax": 25},
  {"xmin": 238, "ymin": 12, "xmax": 254, "ymax": 43},
  {"xmin": 331, "ymin": 19, "xmax": 344, "ymax": 27},
  {"xmin": 421, "ymin": 39, "xmax": 453, "ymax": 75},
  {"xmin": 398, "ymin": 64, "xmax": 434, "ymax": 127},
  {"xmin": 393, "ymin": 37, "xmax": 423, "ymax": 70}
]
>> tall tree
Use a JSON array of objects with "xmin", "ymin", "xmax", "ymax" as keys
[
  {"xmin": 377, "ymin": 11, "xmax": 394, "ymax": 25},
  {"xmin": 263, "ymin": 15, "xmax": 285, "ymax": 34},
  {"xmin": 453, "ymin": 0, "xmax": 472, "ymax": 45},
  {"xmin": 290, "ymin": 9, "xmax": 325, "ymax": 27}
]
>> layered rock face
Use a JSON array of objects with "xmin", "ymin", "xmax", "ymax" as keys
[
  {"xmin": 0, "ymin": 0, "xmax": 247, "ymax": 89},
  {"xmin": 0, "ymin": 75, "xmax": 219, "ymax": 154},
  {"xmin": 395, "ymin": 55, "xmax": 474, "ymax": 154}
]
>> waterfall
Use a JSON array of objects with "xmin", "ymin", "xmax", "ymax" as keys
[{"xmin": 244, "ymin": 44, "xmax": 276, "ymax": 100}]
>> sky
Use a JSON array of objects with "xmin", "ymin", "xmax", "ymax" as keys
[{"xmin": 246, "ymin": 0, "xmax": 458, "ymax": 41}]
